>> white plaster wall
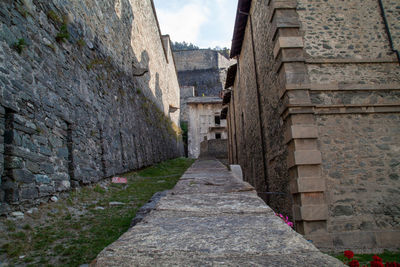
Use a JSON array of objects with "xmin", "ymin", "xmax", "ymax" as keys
[{"xmin": 188, "ymin": 103, "xmax": 227, "ymax": 158}]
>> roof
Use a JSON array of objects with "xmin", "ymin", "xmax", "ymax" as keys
[
  {"xmin": 230, "ymin": 0, "xmax": 252, "ymax": 58},
  {"xmin": 225, "ymin": 64, "xmax": 237, "ymax": 89},
  {"xmin": 187, "ymin": 96, "xmax": 222, "ymax": 105}
]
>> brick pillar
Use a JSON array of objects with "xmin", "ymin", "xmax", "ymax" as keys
[{"xmin": 271, "ymin": 0, "xmax": 330, "ymax": 246}]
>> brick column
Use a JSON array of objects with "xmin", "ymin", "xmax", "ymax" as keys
[{"xmin": 270, "ymin": 0, "xmax": 330, "ymax": 246}]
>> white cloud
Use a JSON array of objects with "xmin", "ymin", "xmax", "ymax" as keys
[
  {"xmin": 156, "ymin": 3, "xmax": 210, "ymax": 44},
  {"xmin": 154, "ymin": 0, "xmax": 236, "ymax": 48}
]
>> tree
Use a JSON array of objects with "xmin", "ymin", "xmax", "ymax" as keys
[{"xmin": 171, "ymin": 41, "xmax": 200, "ymax": 51}]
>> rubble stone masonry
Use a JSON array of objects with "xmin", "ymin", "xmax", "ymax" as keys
[
  {"xmin": 0, "ymin": 0, "xmax": 183, "ymax": 212},
  {"xmin": 227, "ymin": 0, "xmax": 400, "ymax": 252}
]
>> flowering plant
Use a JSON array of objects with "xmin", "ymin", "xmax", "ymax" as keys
[
  {"xmin": 274, "ymin": 213, "xmax": 294, "ymax": 228},
  {"xmin": 342, "ymin": 250, "xmax": 400, "ymax": 267}
]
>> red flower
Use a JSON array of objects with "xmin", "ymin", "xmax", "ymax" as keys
[
  {"xmin": 373, "ymin": 255, "xmax": 383, "ymax": 262},
  {"xmin": 349, "ymin": 259, "xmax": 360, "ymax": 267},
  {"xmin": 371, "ymin": 261, "xmax": 384, "ymax": 267},
  {"xmin": 344, "ymin": 250, "xmax": 355, "ymax": 259}
]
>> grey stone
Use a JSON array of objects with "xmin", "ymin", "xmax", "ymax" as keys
[
  {"xmin": 20, "ymin": 187, "xmax": 38, "ymax": 199},
  {"xmin": 332, "ymin": 205, "xmax": 353, "ymax": 216},
  {"xmin": 49, "ymin": 136, "xmax": 63, "ymax": 148},
  {"xmin": 57, "ymin": 147, "xmax": 69, "ymax": 159},
  {"xmin": 39, "ymin": 146, "xmax": 52, "ymax": 156},
  {"xmin": 329, "ymin": 171, "xmax": 343, "ymax": 179},
  {"xmin": 26, "ymin": 160, "xmax": 40, "ymax": 173},
  {"xmin": 109, "ymin": 201, "xmax": 125, "ymax": 206},
  {"xmin": 56, "ymin": 180, "xmax": 70, "ymax": 191},
  {"xmin": 11, "ymin": 211, "xmax": 24, "ymax": 218},
  {"xmin": 131, "ymin": 190, "xmax": 168, "ymax": 227},
  {"xmin": 12, "ymin": 169, "xmax": 34, "ymax": 183},
  {"xmin": 376, "ymin": 144, "xmax": 390, "ymax": 151},
  {"xmin": 26, "ymin": 207, "xmax": 38, "ymax": 214},
  {"xmin": 40, "ymin": 163, "xmax": 54, "ymax": 174},
  {"xmin": 5, "ymin": 157, "xmax": 24, "ymax": 169},
  {"xmin": 39, "ymin": 185, "xmax": 54, "ymax": 195},
  {"xmin": 35, "ymin": 174, "xmax": 50, "ymax": 184}
]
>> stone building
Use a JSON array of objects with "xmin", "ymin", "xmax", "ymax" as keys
[
  {"xmin": 187, "ymin": 97, "xmax": 227, "ymax": 159},
  {"xmin": 175, "ymin": 50, "xmax": 234, "ymax": 157},
  {"xmin": 174, "ymin": 49, "xmax": 235, "ymax": 97},
  {"xmin": 0, "ymin": 0, "xmax": 183, "ymax": 212},
  {"xmin": 224, "ymin": 0, "xmax": 400, "ymax": 252}
]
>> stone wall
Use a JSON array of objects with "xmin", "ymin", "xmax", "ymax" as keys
[
  {"xmin": 199, "ymin": 139, "xmax": 228, "ymax": 159},
  {"xmin": 179, "ymin": 86, "xmax": 195, "ymax": 123},
  {"xmin": 187, "ymin": 98, "xmax": 226, "ymax": 159},
  {"xmin": 0, "ymin": 0, "xmax": 183, "ymax": 212},
  {"xmin": 174, "ymin": 49, "xmax": 235, "ymax": 96},
  {"xmin": 226, "ymin": 0, "xmax": 400, "ymax": 252}
]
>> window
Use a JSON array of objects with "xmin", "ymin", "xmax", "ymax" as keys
[
  {"xmin": 215, "ymin": 133, "xmax": 221, "ymax": 139},
  {"xmin": 214, "ymin": 115, "xmax": 220, "ymax": 126}
]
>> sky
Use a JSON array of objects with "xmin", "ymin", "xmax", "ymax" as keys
[{"xmin": 153, "ymin": 0, "xmax": 237, "ymax": 49}]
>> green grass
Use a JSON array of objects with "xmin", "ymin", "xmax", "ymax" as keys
[
  {"xmin": 0, "ymin": 157, "xmax": 194, "ymax": 266},
  {"xmin": 333, "ymin": 250, "xmax": 400, "ymax": 265}
]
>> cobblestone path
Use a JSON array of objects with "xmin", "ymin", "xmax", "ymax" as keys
[{"xmin": 94, "ymin": 159, "xmax": 344, "ymax": 266}]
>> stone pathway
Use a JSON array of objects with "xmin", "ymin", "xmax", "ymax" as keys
[{"xmin": 94, "ymin": 159, "xmax": 344, "ymax": 266}]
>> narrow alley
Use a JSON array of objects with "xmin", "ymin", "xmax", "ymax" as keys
[{"xmin": 94, "ymin": 159, "xmax": 343, "ymax": 266}]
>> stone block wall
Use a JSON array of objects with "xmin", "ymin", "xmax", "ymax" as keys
[
  {"xmin": 179, "ymin": 86, "xmax": 195, "ymax": 123},
  {"xmin": 174, "ymin": 49, "xmax": 235, "ymax": 97},
  {"xmin": 226, "ymin": 0, "xmax": 400, "ymax": 252},
  {"xmin": 199, "ymin": 139, "xmax": 228, "ymax": 160},
  {"xmin": 0, "ymin": 0, "xmax": 183, "ymax": 212},
  {"xmin": 187, "ymin": 98, "xmax": 226, "ymax": 159}
]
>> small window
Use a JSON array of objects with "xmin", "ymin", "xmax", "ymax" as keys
[
  {"xmin": 214, "ymin": 115, "xmax": 220, "ymax": 126},
  {"xmin": 215, "ymin": 133, "xmax": 221, "ymax": 139}
]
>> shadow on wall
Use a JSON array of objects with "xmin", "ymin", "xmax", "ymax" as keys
[{"xmin": 0, "ymin": 0, "xmax": 183, "ymax": 208}]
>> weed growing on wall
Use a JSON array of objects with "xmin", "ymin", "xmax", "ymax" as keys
[
  {"xmin": 47, "ymin": 10, "xmax": 62, "ymax": 24},
  {"xmin": 16, "ymin": 3, "xmax": 30, "ymax": 18},
  {"xmin": 12, "ymin": 38, "xmax": 27, "ymax": 54},
  {"xmin": 76, "ymin": 38, "xmax": 86, "ymax": 49},
  {"xmin": 56, "ymin": 24, "xmax": 70, "ymax": 43}
]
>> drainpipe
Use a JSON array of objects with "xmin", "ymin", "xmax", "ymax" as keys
[
  {"xmin": 240, "ymin": 9, "xmax": 270, "ymax": 199},
  {"xmin": 232, "ymin": 62, "xmax": 239, "ymax": 164},
  {"xmin": 378, "ymin": 0, "xmax": 400, "ymax": 65}
]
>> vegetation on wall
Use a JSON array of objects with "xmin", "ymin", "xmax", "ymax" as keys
[
  {"xmin": 171, "ymin": 41, "xmax": 230, "ymax": 58},
  {"xmin": 12, "ymin": 38, "xmax": 27, "ymax": 54},
  {"xmin": 171, "ymin": 41, "xmax": 199, "ymax": 51}
]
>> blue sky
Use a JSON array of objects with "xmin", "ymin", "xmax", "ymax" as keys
[{"xmin": 153, "ymin": 0, "xmax": 237, "ymax": 49}]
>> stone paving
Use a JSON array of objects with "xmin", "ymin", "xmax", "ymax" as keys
[{"xmin": 94, "ymin": 159, "xmax": 344, "ymax": 266}]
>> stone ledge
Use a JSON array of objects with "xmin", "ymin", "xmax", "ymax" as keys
[
  {"xmin": 306, "ymin": 57, "xmax": 398, "ymax": 64},
  {"xmin": 270, "ymin": 9, "xmax": 301, "ymax": 41},
  {"xmin": 290, "ymin": 177, "xmax": 325, "ymax": 194},
  {"xmin": 281, "ymin": 104, "xmax": 400, "ymax": 119},
  {"xmin": 269, "ymin": 0, "xmax": 298, "ymax": 22},
  {"xmin": 287, "ymin": 150, "xmax": 322, "ymax": 168},
  {"xmin": 294, "ymin": 204, "xmax": 328, "ymax": 221},
  {"xmin": 284, "ymin": 125, "xmax": 318, "ymax": 144},
  {"xmin": 273, "ymin": 37, "xmax": 304, "ymax": 59}
]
